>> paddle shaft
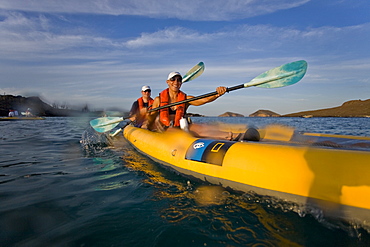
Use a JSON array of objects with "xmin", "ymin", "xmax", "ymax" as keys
[
  {"xmin": 148, "ymin": 68, "xmax": 299, "ymax": 112},
  {"xmin": 149, "ymin": 86, "xmax": 235, "ymax": 112},
  {"xmin": 90, "ymin": 60, "xmax": 306, "ymax": 132}
]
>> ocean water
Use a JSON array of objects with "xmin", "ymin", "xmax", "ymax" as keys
[{"xmin": 1, "ymin": 117, "xmax": 370, "ymax": 247}]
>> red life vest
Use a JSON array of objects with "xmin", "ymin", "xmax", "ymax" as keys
[{"xmin": 159, "ymin": 88, "xmax": 186, "ymax": 127}]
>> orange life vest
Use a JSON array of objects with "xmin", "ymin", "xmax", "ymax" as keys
[
  {"xmin": 137, "ymin": 97, "xmax": 154, "ymax": 111},
  {"xmin": 136, "ymin": 97, "xmax": 153, "ymax": 126},
  {"xmin": 159, "ymin": 88, "xmax": 186, "ymax": 127}
]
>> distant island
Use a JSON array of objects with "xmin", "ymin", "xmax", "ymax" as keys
[
  {"xmin": 217, "ymin": 110, "xmax": 280, "ymax": 117},
  {"xmin": 282, "ymin": 99, "xmax": 370, "ymax": 117},
  {"xmin": 249, "ymin": 110, "xmax": 280, "ymax": 117},
  {"xmin": 218, "ymin": 112, "xmax": 244, "ymax": 117}
]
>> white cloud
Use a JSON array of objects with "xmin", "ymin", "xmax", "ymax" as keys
[
  {"xmin": 2, "ymin": 8, "xmax": 369, "ymax": 60},
  {"xmin": 0, "ymin": 0, "xmax": 310, "ymax": 21},
  {"xmin": 0, "ymin": 12, "xmax": 125, "ymax": 61},
  {"xmin": 123, "ymin": 22, "xmax": 370, "ymax": 58},
  {"xmin": 125, "ymin": 27, "xmax": 210, "ymax": 48}
]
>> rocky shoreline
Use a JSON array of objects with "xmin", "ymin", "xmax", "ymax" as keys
[{"xmin": 0, "ymin": 95, "xmax": 104, "ymax": 117}]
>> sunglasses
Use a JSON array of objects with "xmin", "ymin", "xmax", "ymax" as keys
[
  {"xmin": 169, "ymin": 76, "xmax": 182, "ymax": 82},
  {"xmin": 143, "ymin": 90, "xmax": 151, "ymax": 93}
]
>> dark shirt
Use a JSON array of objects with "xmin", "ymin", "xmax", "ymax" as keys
[{"xmin": 169, "ymin": 108, "xmax": 176, "ymax": 115}]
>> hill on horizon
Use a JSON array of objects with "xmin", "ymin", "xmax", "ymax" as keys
[
  {"xmin": 218, "ymin": 112, "xmax": 244, "ymax": 117},
  {"xmin": 283, "ymin": 99, "xmax": 370, "ymax": 117},
  {"xmin": 249, "ymin": 110, "xmax": 280, "ymax": 117}
]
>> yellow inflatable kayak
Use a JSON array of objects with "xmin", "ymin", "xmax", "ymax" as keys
[{"xmin": 123, "ymin": 125, "xmax": 370, "ymax": 228}]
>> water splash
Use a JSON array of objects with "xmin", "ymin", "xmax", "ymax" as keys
[{"xmin": 80, "ymin": 127, "xmax": 113, "ymax": 155}]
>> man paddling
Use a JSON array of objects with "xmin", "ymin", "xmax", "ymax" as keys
[
  {"xmin": 147, "ymin": 72, "xmax": 230, "ymax": 136},
  {"xmin": 147, "ymin": 72, "xmax": 260, "ymax": 141},
  {"xmin": 129, "ymin": 85, "xmax": 154, "ymax": 128}
]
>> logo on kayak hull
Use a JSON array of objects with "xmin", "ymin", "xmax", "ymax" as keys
[
  {"xmin": 193, "ymin": 142, "xmax": 204, "ymax": 149},
  {"xmin": 186, "ymin": 139, "xmax": 235, "ymax": 166}
]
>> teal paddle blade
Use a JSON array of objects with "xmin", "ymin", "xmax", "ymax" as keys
[
  {"xmin": 90, "ymin": 117, "xmax": 124, "ymax": 133},
  {"xmin": 246, "ymin": 60, "xmax": 307, "ymax": 88}
]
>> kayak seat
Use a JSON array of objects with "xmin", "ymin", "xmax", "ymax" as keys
[{"xmin": 233, "ymin": 128, "xmax": 260, "ymax": 142}]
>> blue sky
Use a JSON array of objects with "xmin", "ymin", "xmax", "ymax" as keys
[{"xmin": 0, "ymin": 0, "xmax": 369, "ymax": 116}]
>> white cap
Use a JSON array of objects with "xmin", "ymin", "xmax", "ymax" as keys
[
  {"xmin": 141, "ymin": 85, "xmax": 151, "ymax": 91},
  {"xmin": 167, "ymin": 72, "xmax": 182, "ymax": 80}
]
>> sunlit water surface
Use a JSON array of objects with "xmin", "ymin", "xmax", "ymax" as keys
[{"xmin": 1, "ymin": 117, "xmax": 370, "ymax": 246}]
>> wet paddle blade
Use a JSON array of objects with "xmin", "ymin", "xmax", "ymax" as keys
[
  {"xmin": 90, "ymin": 117, "xmax": 124, "ymax": 133},
  {"xmin": 245, "ymin": 60, "xmax": 307, "ymax": 88}
]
